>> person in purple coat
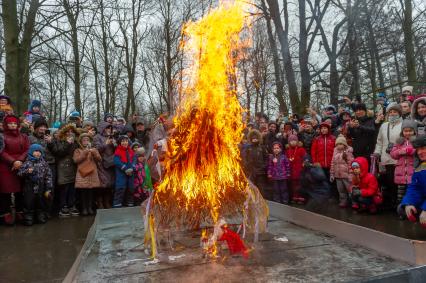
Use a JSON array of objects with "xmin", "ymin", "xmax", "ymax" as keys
[{"xmin": 267, "ymin": 142, "xmax": 291, "ymax": 204}]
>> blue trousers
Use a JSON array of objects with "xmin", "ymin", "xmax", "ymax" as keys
[{"xmin": 272, "ymin": 179, "xmax": 289, "ymax": 204}]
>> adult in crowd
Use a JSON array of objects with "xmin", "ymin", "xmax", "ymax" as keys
[
  {"xmin": 400, "ymin": 100, "xmax": 412, "ymax": 120},
  {"xmin": 400, "ymin": 85, "xmax": 415, "ymax": 103},
  {"xmin": 134, "ymin": 119, "xmax": 149, "ymax": 148},
  {"xmin": 29, "ymin": 118, "xmax": 56, "ymax": 210},
  {"xmin": 68, "ymin": 111, "xmax": 82, "ymax": 128},
  {"xmin": 93, "ymin": 121, "xmax": 116, "ymax": 209},
  {"xmin": 374, "ymin": 103, "xmax": 403, "ymax": 210},
  {"xmin": 347, "ymin": 103, "xmax": 376, "ymax": 160},
  {"xmin": 50, "ymin": 124, "xmax": 80, "ymax": 217},
  {"xmin": 104, "ymin": 113, "xmax": 114, "ymax": 124},
  {"xmin": 263, "ymin": 121, "xmax": 280, "ymax": 153},
  {"xmin": 0, "ymin": 115, "xmax": 30, "ymax": 225},
  {"xmin": 299, "ymin": 116, "xmax": 317, "ymax": 153},
  {"xmin": 411, "ymin": 96, "xmax": 426, "ymax": 136}
]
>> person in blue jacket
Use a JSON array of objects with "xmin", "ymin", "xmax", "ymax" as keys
[
  {"xmin": 113, "ymin": 135, "xmax": 135, "ymax": 208},
  {"xmin": 398, "ymin": 135, "xmax": 426, "ymax": 226}
]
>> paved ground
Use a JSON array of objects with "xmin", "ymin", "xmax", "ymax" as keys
[
  {"xmin": 71, "ymin": 207, "xmax": 412, "ymax": 283},
  {"xmin": 0, "ymin": 216, "xmax": 94, "ymax": 283}
]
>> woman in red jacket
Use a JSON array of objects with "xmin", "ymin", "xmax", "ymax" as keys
[
  {"xmin": 311, "ymin": 123, "xmax": 336, "ymax": 180},
  {"xmin": 0, "ymin": 115, "xmax": 30, "ymax": 225},
  {"xmin": 350, "ymin": 157, "xmax": 381, "ymax": 214}
]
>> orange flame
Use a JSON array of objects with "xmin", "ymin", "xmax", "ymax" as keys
[{"xmin": 154, "ymin": 0, "xmax": 251, "ymax": 225}]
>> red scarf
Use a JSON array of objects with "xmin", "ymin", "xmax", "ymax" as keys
[{"xmin": 114, "ymin": 145, "xmax": 134, "ymax": 163}]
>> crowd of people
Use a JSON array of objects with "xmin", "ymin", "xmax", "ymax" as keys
[
  {"xmin": 0, "ymin": 85, "xmax": 426, "ymax": 229},
  {"xmin": 241, "ymin": 86, "xmax": 426, "ymax": 226},
  {"xmin": 0, "ymin": 95, "xmax": 157, "ymax": 226}
]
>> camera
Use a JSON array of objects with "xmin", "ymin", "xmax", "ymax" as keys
[{"xmin": 385, "ymin": 143, "xmax": 394, "ymax": 154}]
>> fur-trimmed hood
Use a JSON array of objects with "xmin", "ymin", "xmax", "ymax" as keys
[
  {"xmin": 411, "ymin": 97, "xmax": 426, "ymax": 122},
  {"xmin": 247, "ymin": 129, "xmax": 262, "ymax": 144},
  {"xmin": 58, "ymin": 123, "xmax": 80, "ymax": 141}
]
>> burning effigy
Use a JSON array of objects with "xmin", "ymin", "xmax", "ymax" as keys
[{"xmin": 143, "ymin": 0, "xmax": 268, "ymax": 259}]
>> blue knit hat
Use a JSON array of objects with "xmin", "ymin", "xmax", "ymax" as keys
[
  {"xmin": 29, "ymin": 99, "xmax": 42, "ymax": 111},
  {"xmin": 28, "ymin": 144, "xmax": 44, "ymax": 159},
  {"xmin": 70, "ymin": 111, "xmax": 80, "ymax": 118}
]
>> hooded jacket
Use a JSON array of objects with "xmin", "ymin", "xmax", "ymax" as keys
[
  {"xmin": 351, "ymin": 157, "xmax": 379, "ymax": 198},
  {"xmin": 243, "ymin": 130, "xmax": 268, "ymax": 177},
  {"xmin": 374, "ymin": 119, "xmax": 402, "ymax": 166},
  {"xmin": 0, "ymin": 115, "xmax": 30, "ymax": 193},
  {"xmin": 311, "ymin": 123, "xmax": 336, "ymax": 168},
  {"xmin": 401, "ymin": 162, "xmax": 426, "ymax": 210},
  {"xmin": 93, "ymin": 121, "xmax": 116, "ymax": 188},
  {"xmin": 411, "ymin": 97, "xmax": 426, "ymax": 136},
  {"xmin": 390, "ymin": 137, "xmax": 416, "ymax": 185},
  {"xmin": 330, "ymin": 146, "xmax": 354, "ymax": 179},
  {"xmin": 73, "ymin": 134, "xmax": 102, "ymax": 189}
]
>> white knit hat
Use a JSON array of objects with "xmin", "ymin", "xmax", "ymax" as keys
[{"xmin": 402, "ymin": 85, "xmax": 413, "ymax": 93}]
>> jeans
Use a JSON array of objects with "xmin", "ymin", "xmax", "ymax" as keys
[{"xmin": 60, "ymin": 183, "xmax": 75, "ymax": 208}]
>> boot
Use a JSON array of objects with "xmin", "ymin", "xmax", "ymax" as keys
[
  {"xmin": 36, "ymin": 211, "xmax": 48, "ymax": 224},
  {"xmin": 3, "ymin": 212, "xmax": 15, "ymax": 225},
  {"xmin": 96, "ymin": 193, "xmax": 104, "ymax": 210},
  {"xmin": 80, "ymin": 191, "xmax": 88, "ymax": 216},
  {"xmin": 87, "ymin": 191, "xmax": 94, "ymax": 215},
  {"xmin": 24, "ymin": 211, "xmax": 34, "ymax": 226}
]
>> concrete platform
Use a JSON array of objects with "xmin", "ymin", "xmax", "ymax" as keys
[{"xmin": 65, "ymin": 204, "xmax": 426, "ymax": 282}]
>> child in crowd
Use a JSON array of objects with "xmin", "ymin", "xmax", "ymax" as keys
[
  {"xmin": 17, "ymin": 144, "xmax": 53, "ymax": 226},
  {"xmin": 390, "ymin": 119, "xmax": 417, "ymax": 205},
  {"xmin": 73, "ymin": 133, "xmax": 102, "ymax": 216},
  {"xmin": 131, "ymin": 141, "xmax": 141, "ymax": 152},
  {"xmin": 0, "ymin": 95, "xmax": 13, "ymax": 115},
  {"xmin": 113, "ymin": 135, "xmax": 135, "ymax": 207},
  {"xmin": 311, "ymin": 122, "xmax": 336, "ymax": 180},
  {"xmin": 133, "ymin": 148, "xmax": 153, "ymax": 205},
  {"xmin": 267, "ymin": 142, "xmax": 290, "ymax": 204},
  {"xmin": 330, "ymin": 135, "xmax": 354, "ymax": 208},
  {"xmin": 285, "ymin": 134, "xmax": 307, "ymax": 204},
  {"xmin": 350, "ymin": 157, "xmax": 381, "ymax": 214},
  {"xmin": 398, "ymin": 136, "xmax": 426, "ymax": 227}
]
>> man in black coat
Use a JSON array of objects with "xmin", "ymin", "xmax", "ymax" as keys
[{"xmin": 347, "ymin": 103, "xmax": 376, "ymax": 160}]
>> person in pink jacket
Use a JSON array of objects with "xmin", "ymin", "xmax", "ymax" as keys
[
  {"xmin": 390, "ymin": 119, "xmax": 417, "ymax": 204},
  {"xmin": 330, "ymin": 135, "xmax": 354, "ymax": 207}
]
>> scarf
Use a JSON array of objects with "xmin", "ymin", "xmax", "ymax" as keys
[{"xmin": 114, "ymin": 145, "xmax": 134, "ymax": 163}]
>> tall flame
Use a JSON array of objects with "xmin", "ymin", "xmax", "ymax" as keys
[{"xmin": 154, "ymin": 0, "xmax": 251, "ymax": 227}]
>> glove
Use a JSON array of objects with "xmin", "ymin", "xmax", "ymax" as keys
[
  {"xmin": 405, "ymin": 205, "xmax": 417, "ymax": 223},
  {"xmin": 351, "ymin": 187, "xmax": 361, "ymax": 197},
  {"xmin": 420, "ymin": 211, "xmax": 426, "ymax": 228},
  {"xmin": 125, "ymin": 168, "xmax": 134, "ymax": 176}
]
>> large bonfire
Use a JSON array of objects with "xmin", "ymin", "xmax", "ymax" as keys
[{"xmin": 144, "ymin": 0, "xmax": 268, "ymax": 258}]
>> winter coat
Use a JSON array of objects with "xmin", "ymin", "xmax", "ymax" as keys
[
  {"xmin": 330, "ymin": 146, "xmax": 354, "ymax": 179},
  {"xmin": 374, "ymin": 120, "xmax": 402, "ymax": 166},
  {"xmin": 299, "ymin": 130, "xmax": 316, "ymax": 152},
  {"xmin": 50, "ymin": 124, "xmax": 79, "ymax": 185},
  {"xmin": 411, "ymin": 97, "xmax": 426, "ymax": 136},
  {"xmin": 390, "ymin": 138, "xmax": 415, "ymax": 185},
  {"xmin": 114, "ymin": 146, "xmax": 135, "ymax": 189},
  {"xmin": 348, "ymin": 116, "xmax": 376, "ymax": 158},
  {"xmin": 311, "ymin": 133, "xmax": 336, "ymax": 169},
  {"xmin": 267, "ymin": 153, "xmax": 290, "ymax": 180},
  {"xmin": 243, "ymin": 144, "xmax": 268, "ymax": 177},
  {"xmin": 351, "ymin": 157, "xmax": 379, "ymax": 198},
  {"xmin": 285, "ymin": 146, "xmax": 306, "ymax": 180},
  {"xmin": 263, "ymin": 132, "xmax": 281, "ymax": 153},
  {"xmin": 73, "ymin": 148, "xmax": 102, "ymax": 189},
  {"xmin": 300, "ymin": 164, "xmax": 330, "ymax": 201},
  {"xmin": 29, "ymin": 133, "xmax": 55, "ymax": 164},
  {"xmin": 0, "ymin": 122, "xmax": 30, "ymax": 194},
  {"xmin": 93, "ymin": 122, "xmax": 116, "ymax": 188},
  {"xmin": 17, "ymin": 158, "xmax": 53, "ymax": 193},
  {"xmin": 401, "ymin": 162, "xmax": 426, "ymax": 210}
]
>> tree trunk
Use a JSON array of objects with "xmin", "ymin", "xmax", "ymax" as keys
[
  {"xmin": 261, "ymin": 0, "xmax": 288, "ymax": 115},
  {"xmin": 347, "ymin": 0, "xmax": 361, "ymax": 101},
  {"xmin": 402, "ymin": 0, "xmax": 417, "ymax": 83},
  {"xmin": 298, "ymin": 0, "xmax": 310, "ymax": 112},
  {"xmin": 2, "ymin": 0, "xmax": 40, "ymax": 114},
  {"xmin": 266, "ymin": 0, "xmax": 301, "ymax": 113},
  {"xmin": 100, "ymin": 0, "xmax": 111, "ymax": 114}
]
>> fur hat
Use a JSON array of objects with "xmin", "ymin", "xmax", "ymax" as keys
[
  {"xmin": 401, "ymin": 119, "xmax": 417, "ymax": 133},
  {"xmin": 104, "ymin": 113, "xmax": 114, "ymax": 121},
  {"xmin": 402, "ymin": 86, "xmax": 413, "ymax": 94},
  {"xmin": 247, "ymin": 129, "xmax": 262, "ymax": 143},
  {"xmin": 135, "ymin": 147, "xmax": 146, "ymax": 157},
  {"xmin": 354, "ymin": 103, "xmax": 367, "ymax": 112},
  {"xmin": 78, "ymin": 133, "xmax": 92, "ymax": 147},
  {"xmin": 58, "ymin": 123, "xmax": 79, "ymax": 141},
  {"xmin": 33, "ymin": 118, "xmax": 48, "ymax": 129},
  {"xmin": 335, "ymin": 134, "xmax": 348, "ymax": 147},
  {"xmin": 386, "ymin": 102, "xmax": 402, "ymax": 116},
  {"xmin": 82, "ymin": 120, "xmax": 94, "ymax": 128}
]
